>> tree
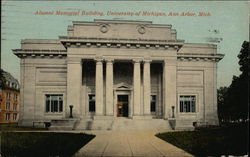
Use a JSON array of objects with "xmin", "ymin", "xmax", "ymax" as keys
[
  {"xmin": 217, "ymin": 86, "xmax": 228, "ymax": 123},
  {"xmin": 218, "ymin": 41, "xmax": 249, "ymax": 123}
]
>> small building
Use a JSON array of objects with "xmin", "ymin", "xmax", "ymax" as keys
[
  {"xmin": 0, "ymin": 69, "xmax": 20, "ymax": 123},
  {"xmin": 13, "ymin": 20, "xmax": 224, "ymax": 130}
]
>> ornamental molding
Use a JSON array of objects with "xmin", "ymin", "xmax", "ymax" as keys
[
  {"xmin": 99, "ymin": 24, "xmax": 110, "ymax": 33},
  {"xmin": 177, "ymin": 53, "xmax": 224, "ymax": 62},
  {"xmin": 12, "ymin": 49, "xmax": 67, "ymax": 58},
  {"xmin": 59, "ymin": 36, "xmax": 184, "ymax": 50},
  {"xmin": 137, "ymin": 25, "xmax": 146, "ymax": 34}
]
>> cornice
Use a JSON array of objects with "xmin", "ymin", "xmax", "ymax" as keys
[
  {"xmin": 177, "ymin": 53, "xmax": 224, "ymax": 62},
  {"xmin": 59, "ymin": 36, "xmax": 184, "ymax": 51},
  {"xmin": 12, "ymin": 49, "xmax": 67, "ymax": 58}
]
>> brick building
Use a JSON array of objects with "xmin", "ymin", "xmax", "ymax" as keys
[{"xmin": 0, "ymin": 69, "xmax": 20, "ymax": 123}]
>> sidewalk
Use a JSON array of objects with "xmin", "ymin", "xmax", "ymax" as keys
[{"xmin": 73, "ymin": 130, "xmax": 193, "ymax": 157}]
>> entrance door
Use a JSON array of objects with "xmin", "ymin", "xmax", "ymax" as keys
[{"xmin": 117, "ymin": 95, "xmax": 129, "ymax": 117}]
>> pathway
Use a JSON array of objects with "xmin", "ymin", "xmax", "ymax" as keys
[{"xmin": 73, "ymin": 130, "xmax": 193, "ymax": 157}]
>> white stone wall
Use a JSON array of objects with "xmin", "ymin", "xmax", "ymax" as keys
[
  {"xmin": 19, "ymin": 58, "xmax": 67, "ymax": 126},
  {"xmin": 176, "ymin": 44, "xmax": 219, "ymax": 128},
  {"xmin": 68, "ymin": 20, "xmax": 175, "ymax": 41}
]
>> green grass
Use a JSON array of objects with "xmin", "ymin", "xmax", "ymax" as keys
[
  {"xmin": 156, "ymin": 123, "xmax": 249, "ymax": 157},
  {"xmin": 1, "ymin": 132, "xmax": 95, "ymax": 157},
  {"xmin": 0, "ymin": 123, "xmax": 47, "ymax": 131}
]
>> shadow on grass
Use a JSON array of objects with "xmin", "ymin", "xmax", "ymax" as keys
[
  {"xmin": 156, "ymin": 122, "xmax": 249, "ymax": 157},
  {"xmin": 1, "ymin": 132, "xmax": 95, "ymax": 157}
]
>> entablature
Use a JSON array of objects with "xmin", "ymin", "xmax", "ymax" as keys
[{"xmin": 59, "ymin": 36, "xmax": 184, "ymax": 51}]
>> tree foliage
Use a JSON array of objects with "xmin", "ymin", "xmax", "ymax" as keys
[{"xmin": 218, "ymin": 41, "xmax": 249, "ymax": 123}]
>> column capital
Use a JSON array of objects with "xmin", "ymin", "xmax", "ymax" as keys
[
  {"xmin": 95, "ymin": 56, "xmax": 103, "ymax": 63},
  {"xmin": 132, "ymin": 58, "xmax": 142, "ymax": 64},
  {"xmin": 143, "ymin": 59, "xmax": 152, "ymax": 63},
  {"xmin": 105, "ymin": 58, "xmax": 114, "ymax": 63}
]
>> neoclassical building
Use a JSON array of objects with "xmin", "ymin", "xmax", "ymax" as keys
[{"xmin": 13, "ymin": 19, "xmax": 223, "ymax": 130}]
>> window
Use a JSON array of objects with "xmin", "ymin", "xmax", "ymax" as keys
[
  {"xmin": 6, "ymin": 113, "xmax": 10, "ymax": 120},
  {"xmin": 14, "ymin": 94, "xmax": 18, "ymax": 102},
  {"xmin": 45, "ymin": 95, "xmax": 63, "ymax": 113},
  {"xmin": 13, "ymin": 104, "xmax": 17, "ymax": 111},
  {"xmin": 89, "ymin": 94, "xmax": 95, "ymax": 112},
  {"xmin": 13, "ymin": 113, "xmax": 17, "ymax": 121},
  {"xmin": 150, "ymin": 95, "xmax": 156, "ymax": 112},
  {"xmin": 6, "ymin": 102, "xmax": 10, "ymax": 110},
  {"xmin": 180, "ymin": 95, "xmax": 196, "ymax": 113},
  {"xmin": 6, "ymin": 93, "xmax": 11, "ymax": 99}
]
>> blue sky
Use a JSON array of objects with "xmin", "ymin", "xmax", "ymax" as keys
[{"xmin": 1, "ymin": 1, "xmax": 249, "ymax": 87}]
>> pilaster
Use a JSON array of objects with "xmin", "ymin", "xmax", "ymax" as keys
[
  {"xmin": 163, "ymin": 58, "xmax": 177, "ymax": 119},
  {"xmin": 66, "ymin": 57, "xmax": 82, "ymax": 118}
]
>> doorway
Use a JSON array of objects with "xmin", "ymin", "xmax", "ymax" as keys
[{"xmin": 117, "ymin": 95, "xmax": 129, "ymax": 117}]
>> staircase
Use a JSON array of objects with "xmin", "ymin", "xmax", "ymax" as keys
[{"xmin": 75, "ymin": 118, "xmax": 171, "ymax": 130}]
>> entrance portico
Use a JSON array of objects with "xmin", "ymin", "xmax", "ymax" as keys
[{"xmin": 78, "ymin": 58, "xmax": 164, "ymax": 119}]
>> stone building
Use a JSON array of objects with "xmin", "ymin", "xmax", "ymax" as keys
[
  {"xmin": 0, "ymin": 69, "xmax": 20, "ymax": 123},
  {"xmin": 13, "ymin": 19, "xmax": 224, "ymax": 130}
]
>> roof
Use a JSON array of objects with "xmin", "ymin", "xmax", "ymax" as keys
[{"xmin": 0, "ymin": 69, "xmax": 19, "ymax": 91}]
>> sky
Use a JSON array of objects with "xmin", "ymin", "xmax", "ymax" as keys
[{"xmin": 1, "ymin": 1, "xmax": 249, "ymax": 88}]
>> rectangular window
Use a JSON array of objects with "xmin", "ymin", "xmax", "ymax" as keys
[
  {"xmin": 13, "ymin": 104, "xmax": 17, "ymax": 111},
  {"xmin": 180, "ymin": 95, "xmax": 196, "ymax": 113},
  {"xmin": 14, "ymin": 94, "xmax": 18, "ymax": 102},
  {"xmin": 89, "ymin": 94, "xmax": 95, "ymax": 112},
  {"xmin": 45, "ymin": 94, "xmax": 63, "ymax": 113},
  {"xmin": 6, "ymin": 93, "xmax": 11, "ymax": 99},
  {"xmin": 6, "ymin": 113, "xmax": 10, "ymax": 120},
  {"xmin": 13, "ymin": 113, "xmax": 17, "ymax": 121},
  {"xmin": 6, "ymin": 102, "xmax": 10, "ymax": 110},
  {"xmin": 150, "ymin": 95, "xmax": 156, "ymax": 112}
]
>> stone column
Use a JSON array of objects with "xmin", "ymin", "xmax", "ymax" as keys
[
  {"xmin": 133, "ymin": 59, "xmax": 141, "ymax": 117},
  {"xmin": 67, "ymin": 57, "xmax": 82, "ymax": 118},
  {"xmin": 95, "ymin": 58, "xmax": 104, "ymax": 116},
  {"xmin": 163, "ymin": 58, "xmax": 177, "ymax": 119},
  {"xmin": 105, "ymin": 59, "xmax": 114, "ymax": 116},
  {"xmin": 143, "ymin": 59, "xmax": 151, "ymax": 116}
]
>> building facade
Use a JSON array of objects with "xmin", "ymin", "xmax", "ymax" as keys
[
  {"xmin": 13, "ymin": 20, "xmax": 223, "ymax": 130},
  {"xmin": 0, "ymin": 69, "xmax": 20, "ymax": 123}
]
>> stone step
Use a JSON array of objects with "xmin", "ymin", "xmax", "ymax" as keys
[
  {"xmin": 49, "ymin": 119, "xmax": 78, "ymax": 130},
  {"xmin": 175, "ymin": 119, "xmax": 195, "ymax": 130},
  {"xmin": 75, "ymin": 118, "xmax": 171, "ymax": 130}
]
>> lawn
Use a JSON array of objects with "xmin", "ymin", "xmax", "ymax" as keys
[
  {"xmin": 156, "ymin": 122, "xmax": 249, "ymax": 157},
  {"xmin": 0, "ymin": 123, "xmax": 47, "ymax": 131},
  {"xmin": 0, "ymin": 132, "xmax": 95, "ymax": 157}
]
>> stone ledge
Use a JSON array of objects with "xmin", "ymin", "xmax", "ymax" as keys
[{"xmin": 93, "ymin": 115, "xmax": 115, "ymax": 120}]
